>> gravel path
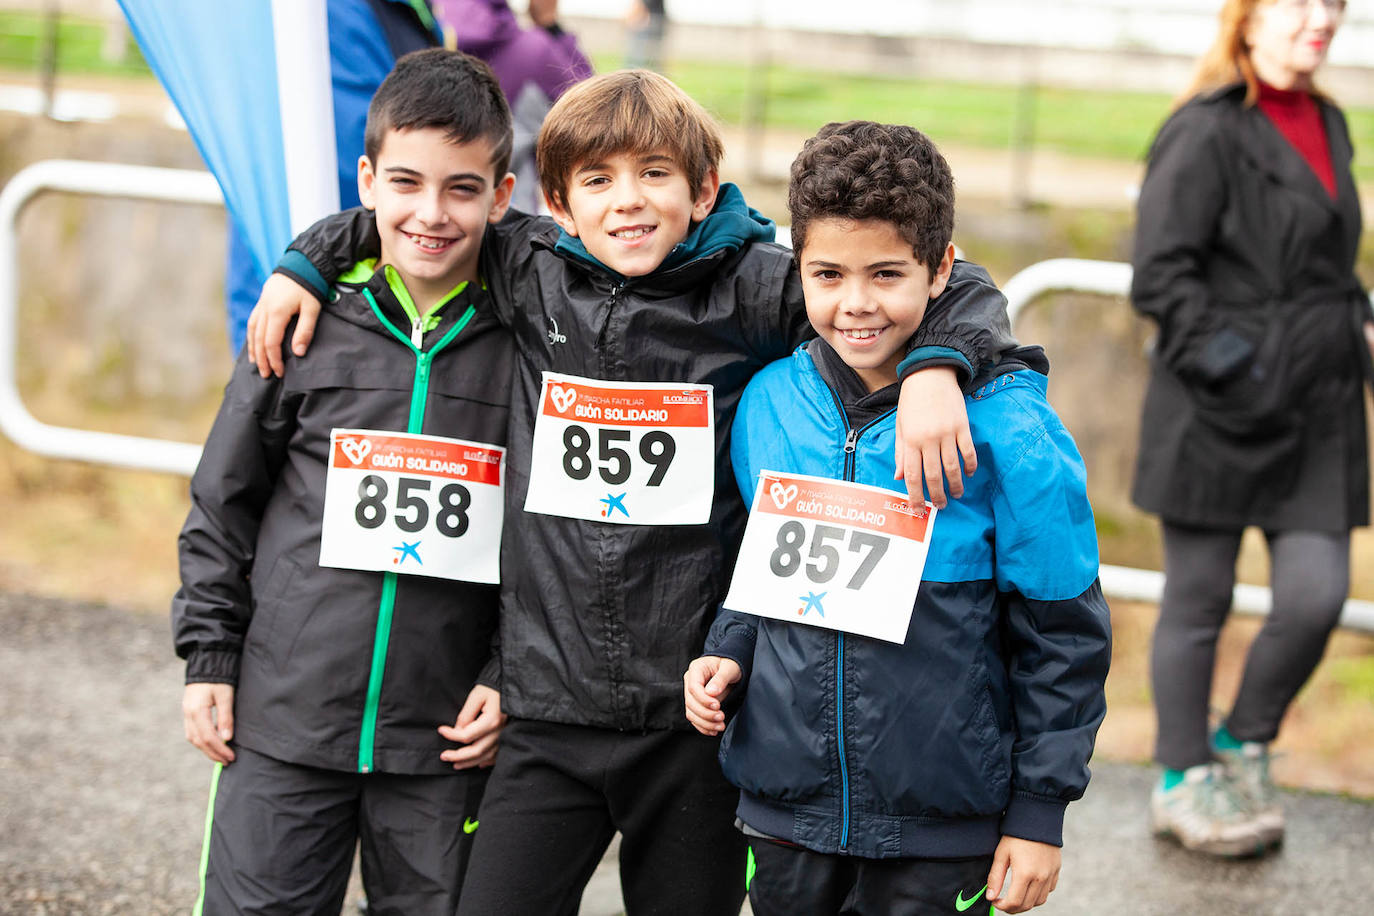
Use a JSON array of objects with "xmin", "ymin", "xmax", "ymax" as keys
[{"xmin": 3, "ymin": 592, "xmax": 1372, "ymax": 915}]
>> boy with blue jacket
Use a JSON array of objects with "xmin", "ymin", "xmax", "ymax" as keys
[
  {"xmin": 686, "ymin": 121, "xmax": 1112, "ymax": 915},
  {"xmin": 247, "ymin": 74, "xmax": 1017, "ymax": 915}
]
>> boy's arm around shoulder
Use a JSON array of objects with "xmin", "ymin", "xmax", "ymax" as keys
[
  {"xmin": 899, "ymin": 259, "xmax": 1017, "ymax": 386},
  {"xmin": 173, "ymin": 349, "xmax": 299, "ymax": 685},
  {"xmin": 982, "ymin": 384, "xmax": 1111, "ymax": 848},
  {"xmin": 732, "ymin": 241, "xmax": 813, "ymax": 362}
]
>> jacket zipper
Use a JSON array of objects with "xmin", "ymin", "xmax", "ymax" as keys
[
  {"xmin": 355, "ymin": 289, "xmax": 476, "ymax": 773},
  {"xmin": 822, "ymin": 380, "xmax": 895, "ymax": 851}
]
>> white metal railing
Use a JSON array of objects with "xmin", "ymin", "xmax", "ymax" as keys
[
  {"xmin": 0, "ymin": 160, "xmax": 219, "ymax": 476},
  {"xmin": 2, "ymin": 165, "xmax": 1372, "ymax": 632},
  {"xmin": 1003, "ymin": 257, "xmax": 1374, "ymax": 633}
]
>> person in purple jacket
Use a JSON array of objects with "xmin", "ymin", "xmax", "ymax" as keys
[{"xmin": 434, "ymin": 0, "xmax": 593, "ymax": 212}]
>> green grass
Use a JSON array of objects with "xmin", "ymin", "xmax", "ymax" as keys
[
  {"xmin": 1, "ymin": 10, "xmax": 1369, "ymax": 179},
  {"xmin": 0, "ymin": 11, "xmax": 151, "ymax": 79},
  {"xmin": 594, "ymin": 53, "xmax": 1374, "ymax": 181}
]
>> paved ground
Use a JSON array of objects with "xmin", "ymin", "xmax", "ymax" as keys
[{"xmin": 3, "ymin": 592, "xmax": 1372, "ymax": 915}]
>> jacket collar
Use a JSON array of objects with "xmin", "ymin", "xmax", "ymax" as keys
[{"xmin": 1205, "ymin": 81, "xmax": 1354, "ymax": 219}]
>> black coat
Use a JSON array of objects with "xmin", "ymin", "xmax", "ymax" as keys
[
  {"xmin": 289, "ymin": 202, "xmax": 1016, "ymax": 730},
  {"xmin": 1130, "ymin": 83, "xmax": 1369, "ymax": 531}
]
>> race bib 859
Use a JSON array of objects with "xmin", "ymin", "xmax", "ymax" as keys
[{"xmin": 523, "ymin": 373, "xmax": 714, "ymax": 525}]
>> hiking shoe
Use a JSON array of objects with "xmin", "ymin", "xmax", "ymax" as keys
[
  {"xmin": 1215, "ymin": 741, "xmax": 1284, "ymax": 848},
  {"xmin": 1150, "ymin": 764, "xmax": 1270, "ymax": 857}
]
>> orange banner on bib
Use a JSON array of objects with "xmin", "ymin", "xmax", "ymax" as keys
[
  {"xmin": 330, "ymin": 433, "xmax": 502, "ymax": 486},
  {"xmin": 540, "ymin": 379, "xmax": 710, "ymax": 427},
  {"xmin": 752, "ymin": 472, "xmax": 930, "ymax": 541}
]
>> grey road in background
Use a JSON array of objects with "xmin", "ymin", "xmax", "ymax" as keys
[{"xmin": 2, "ymin": 593, "xmax": 1370, "ymax": 915}]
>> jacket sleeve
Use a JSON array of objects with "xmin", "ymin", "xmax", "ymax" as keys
[
  {"xmin": 1131, "ymin": 105, "xmax": 1255, "ymax": 384},
  {"xmin": 990, "ymin": 413, "xmax": 1112, "ymax": 846},
  {"xmin": 171, "ymin": 351, "xmax": 298, "ymax": 684},
  {"xmin": 275, "ymin": 208, "xmax": 381, "ymax": 302},
  {"xmin": 897, "ymin": 260, "xmax": 1018, "ymax": 386}
]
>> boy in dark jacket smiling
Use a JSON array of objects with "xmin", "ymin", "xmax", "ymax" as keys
[
  {"xmin": 174, "ymin": 50, "xmax": 514, "ymax": 914},
  {"xmin": 247, "ymin": 71, "xmax": 1016, "ymax": 915},
  {"xmin": 686, "ymin": 122, "xmax": 1111, "ymax": 915}
]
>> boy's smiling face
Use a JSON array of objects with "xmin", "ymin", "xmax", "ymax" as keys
[
  {"xmin": 359, "ymin": 127, "xmax": 513, "ymax": 307},
  {"xmin": 800, "ymin": 217, "xmax": 955, "ymax": 393},
  {"xmin": 548, "ymin": 150, "xmax": 719, "ymax": 277}
]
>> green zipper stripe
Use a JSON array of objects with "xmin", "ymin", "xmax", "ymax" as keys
[
  {"xmin": 358, "ymin": 572, "xmax": 399, "ymax": 772},
  {"xmin": 355, "ymin": 289, "xmax": 477, "ymax": 773},
  {"xmin": 192, "ymin": 763, "xmax": 223, "ymax": 916}
]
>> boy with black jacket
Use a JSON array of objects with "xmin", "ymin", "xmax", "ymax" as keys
[
  {"xmin": 686, "ymin": 122, "xmax": 1111, "ymax": 915},
  {"xmin": 173, "ymin": 50, "xmax": 515, "ymax": 914},
  {"xmin": 246, "ymin": 71, "xmax": 1017, "ymax": 915}
]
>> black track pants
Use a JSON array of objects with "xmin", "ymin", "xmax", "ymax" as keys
[
  {"xmin": 454, "ymin": 718, "xmax": 746, "ymax": 916},
  {"xmin": 747, "ymin": 837, "xmax": 995, "ymax": 916},
  {"xmin": 195, "ymin": 745, "xmax": 486, "ymax": 916}
]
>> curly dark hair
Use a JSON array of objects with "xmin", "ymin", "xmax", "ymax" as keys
[{"xmin": 788, "ymin": 121, "xmax": 954, "ymax": 271}]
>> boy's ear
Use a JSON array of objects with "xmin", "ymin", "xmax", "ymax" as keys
[
  {"xmin": 357, "ymin": 154, "xmax": 377, "ymax": 210},
  {"xmin": 691, "ymin": 169, "xmax": 722, "ymax": 223},
  {"xmin": 487, "ymin": 172, "xmax": 516, "ymax": 224},
  {"xmin": 546, "ymin": 189, "xmax": 579, "ymax": 237},
  {"xmin": 928, "ymin": 242, "xmax": 956, "ymax": 299}
]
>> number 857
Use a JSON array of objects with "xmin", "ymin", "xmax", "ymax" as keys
[{"xmin": 769, "ymin": 521, "xmax": 890, "ymax": 590}]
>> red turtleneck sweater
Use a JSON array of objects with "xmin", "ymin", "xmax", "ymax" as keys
[{"xmin": 1256, "ymin": 81, "xmax": 1337, "ymax": 198}]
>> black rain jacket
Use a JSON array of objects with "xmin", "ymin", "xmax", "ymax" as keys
[
  {"xmin": 173, "ymin": 270, "xmax": 511, "ymax": 774},
  {"xmin": 1131, "ymin": 83, "xmax": 1369, "ymax": 530}
]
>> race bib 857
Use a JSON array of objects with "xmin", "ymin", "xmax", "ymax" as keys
[{"xmin": 723, "ymin": 471, "xmax": 937, "ymax": 644}]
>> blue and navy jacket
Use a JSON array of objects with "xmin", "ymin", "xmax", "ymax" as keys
[{"xmin": 706, "ymin": 341, "xmax": 1111, "ymax": 859}]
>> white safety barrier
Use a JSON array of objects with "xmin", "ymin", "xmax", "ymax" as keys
[
  {"xmin": 1002, "ymin": 257, "xmax": 1374, "ymax": 633},
  {"xmin": 0, "ymin": 160, "xmax": 220, "ymax": 476},
  {"xmin": 2, "ymin": 164, "xmax": 1372, "ymax": 632}
]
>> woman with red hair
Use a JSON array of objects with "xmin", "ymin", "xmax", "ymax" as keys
[{"xmin": 1131, "ymin": 0, "xmax": 1367, "ymax": 858}]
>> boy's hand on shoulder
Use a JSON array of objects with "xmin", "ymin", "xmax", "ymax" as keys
[
  {"xmin": 683, "ymin": 656, "xmax": 741, "ymax": 736},
  {"xmin": 246, "ymin": 273, "xmax": 321, "ymax": 378},
  {"xmin": 182, "ymin": 682, "xmax": 236, "ymax": 765},
  {"xmin": 894, "ymin": 367, "xmax": 976, "ymax": 509},
  {"xmin": 987, "ymin": 836, "xmax": 1060, "ymax": 914},
  {"xmin": 438, "ymin": 685, "xmax": 507, "ymax": 769}
]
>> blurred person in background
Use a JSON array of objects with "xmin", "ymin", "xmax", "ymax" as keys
[
  {"xmin": 1130, "ymin": 0, "xmax": 1367, "ymax": 858},
  {"xmin": 624, "ymin": 0, "xmax": 667, "ymax": 71},
  {"xmin": 224, "ymin": 0, "xmax": 441, "ymax": 354},
  {"xmin": 434, "ymin": 0, "xmax": 592, "ymax": 212}
]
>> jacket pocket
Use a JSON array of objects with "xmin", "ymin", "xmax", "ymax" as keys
[{"xmin": 1187, "ymin": 302, "xmax": 1298, "ymax": 437}]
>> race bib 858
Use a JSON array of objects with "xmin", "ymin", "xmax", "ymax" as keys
[{"xmin": 319, "ymin": 429, "xmax": 504, "ymax": 584}]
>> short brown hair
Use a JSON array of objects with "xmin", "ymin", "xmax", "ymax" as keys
[
  {"xmin": 788, "ymin": 121, "xmax": 954, "ymax": 272},
  {"xmin": 536, "ymin": 70, "xmax": 724, "ymax": 210},
  {"xmin": 365, "ymin": 48, "xmax": 513, "ymax": 180}
]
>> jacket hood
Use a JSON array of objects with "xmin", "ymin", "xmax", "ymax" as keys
[{"xmin": 551, "ymin": 182, "xmax": 776, "ymax": 281}]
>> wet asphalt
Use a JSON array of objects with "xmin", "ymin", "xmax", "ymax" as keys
[{"xmin": 2, "ymin": 592, "xmax": 1370, "ymax": 915}]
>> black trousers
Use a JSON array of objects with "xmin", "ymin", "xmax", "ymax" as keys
[
  {"xmin": 454, "ymin": 718, "xmax": 746, "ymax": 916},
  {"xmin": 196, "ymin": 745, "xmax": 486, "ymax": 916},
  {"xmin": 1152, "ymin": 523, "xmax": 1350, "ymax": 770},
  {"xmin": 747, "ymin": 836, "xmax": 995, "ymax": 916}
]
